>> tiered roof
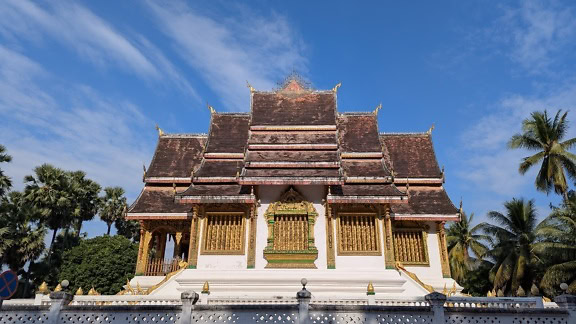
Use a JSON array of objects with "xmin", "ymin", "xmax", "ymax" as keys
[{"xmin": 128, "ymin": 77, "xmax": 459, "ymax": 220}]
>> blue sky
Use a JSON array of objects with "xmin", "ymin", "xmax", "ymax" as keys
[{"xmin": 2, "ymin": 0, "xmax": 576, "ymax": 236}]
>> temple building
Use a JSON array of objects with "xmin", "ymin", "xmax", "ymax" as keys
[{"xmin": 126, "ymin": 77, "xmax": 462, "ymax": 298}]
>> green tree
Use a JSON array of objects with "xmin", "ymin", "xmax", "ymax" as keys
[
  {"xmin": 446, "ymin": 212, "xmax": 490, "ymax": 284},
  {"xmin": 24, "ymin": 164, "xmax": 74, "ymax": 262},
  {"xmin": 508, "ymin": 110, "xmax": 576, "ymax": 200},
  {"xmin": 0, "ymin": 144, "xmax": 12, "ymax": 197},
  {"xmin": 68, "ymin": 171, "xmax": 101, "ymax": 235},
  {"xmin": 0, "ymin": 191, "xmax": 46, "ymax": 297},
  {"xmin": 535, "ymin": 192, "xmax": 576, "ymax": 296},
  {"xmin": 115, "ymin": 216, "xmax": 140, "ymax": 242},
  {"xmin": 0, "ymin": 191, "xmax": 46, "ymax": 271},
  {"xmin": 483, "ymin": 198, "xmax": 541, "ymax": 296},
  {"xmin": 59, "ymin": 235, "xmax": 137, "ymax": 295},
  {"xmin": 99, "ymin": 187, "xmax": 127, "ymax": 235}
]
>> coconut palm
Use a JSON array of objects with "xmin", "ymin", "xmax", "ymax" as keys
[
  {"xmin": 483, "ymin": 198, "xmax": 540, "ymax": 296},
  {"xmin": 0, "ymin": 144, "xmax": 12, "ymax": 197},
  {"xmin": 535, "ymin": 193, "xmax": 576, "ymax": 296},
  {"xmin": 508, "ymin": 110, "xmax": 576, "ymax": 200},
  {"xmin": 24, "ymin": 164, "xmax": 75, "ymax": 262},
  {"xmin": 446, "ymin": 212, "xmax": 490, "ymax": 283},
  {"xmin": 100, "ymin": 187, "xmax": 127, "ymax": 235}
]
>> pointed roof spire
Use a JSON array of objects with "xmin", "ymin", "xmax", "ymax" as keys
[
  {"xmin": 155, "ymin": 124, "xmax": 164, "ymax": 137},
  {"xmin": 426, "ymin": 123, "xmax": 435, "ymax": 134},
  {"xmin": 246, "ymin": 80, "xmax": 255, "ymax": 93},
  {"xmin": 332, "ymin": 82, "xmax": 342, "ymax": 93},
  {"xmin": 373, "ymin": 102, "xmax": 382, "ymax": 115},
  {"xmin": 207, "ymin": 103, "xmax": 216, "ymax": 114}
]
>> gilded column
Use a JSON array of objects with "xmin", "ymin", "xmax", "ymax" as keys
[
  {"xmin": 174, "ymin": 232, "xmax": 183, "ymax": 259},
  {"xmin": 437, "ymin": 221, "xmax": 451, "ymax": 278},
  {"xmin": 136, "ymin": 222, "xmax": 153, "ymax": 275},
  {"xmin": 187, "ymin": 205, "xmax": 201, "ymax": 269},
  {"xmin": 247, "ymin": 204, "xmax": 257, "ymax": 269},
  {"xmin": 158, "ymin": 231, "xmax": 167, "ymax": 259},
  {"xmin": 384, "ymin": 205, "xmax": 395, "ymax": 269},
  {"xmin": 325, "ymin": 203, "xmax": 336, "ymax": 269}
]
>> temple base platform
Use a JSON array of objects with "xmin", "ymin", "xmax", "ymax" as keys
[{"xmin": 130, "ymin": 269, "xmax": 461, "ymax": 298}]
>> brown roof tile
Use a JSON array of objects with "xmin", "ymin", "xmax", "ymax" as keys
[
  {"xmin": 129, "ymin": 187, "xmax": 190, "ymax": 214},
  {"xmin": 251, "ymin": 92, "xmax": 336, "ymax": 126},
  {"xmin": 342, "ymin": 160, "xmax": 390, "ymax": 178},
  {"xmin": 380, "ymin": 134, "xmax": 442, "ymax": 178},
  {"xmin": 179, "ymin": 184, "xmax": 251, "ymax": 196},
  {"xmin": 248, "ymin": 131, "xmax": 337, "ymax": 145},
  {"xmin": 195, "ymin": 160, "xmax": 242, "ymax": 178},
  {"xmin": 338, "ymin": 114, "xmax": 382, "ymax": 152},
  {"xmin": 146, "ymin": 136, "xmax": 206, "ymax": 178},
  {"xmin": 391, "ymin": 187, "xmax": 458, "ymax": 215},
  {"xmin": 330, "ymin": 184, "xmax": 406, "ymax": 196},
  {"xmin": 205, "ymin": 114, "xmax": 250, "ymax": 153},
  {"xmin": 246, "ymin": 150, "xmax": 338, "ymax": 163},
  {"xmin": 243, "ymin": 168, "xmax": 340, "ymax": 177}
]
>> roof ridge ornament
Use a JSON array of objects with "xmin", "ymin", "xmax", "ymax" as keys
[
  {"xmin": 332, "ymin": 82, "xmax": 342, "ymax": 93},
  {"xmin": 142, "ymin": 164, "xmax": 147, "ymax": 182},
  {"xmin": 459, "ymin": 198, "xmax": 463, "ymax": 216},
  {"xmin": 426, "ymin": 124, "xmax": 435, "ymax": 134},
  {"xmin": 246, "ymin": 80, "xmax": 255, "ymax": 93},
  {"xmin": 155, "ymin": 124, "xmax": 164, "ymax": 137},
  {"xmin": 207, "ymin": 103, "xmax": 216, "ymax": 114},
  {"xmin": 373, "ymin": 102, "xmax": 382, "ymax": 115}
]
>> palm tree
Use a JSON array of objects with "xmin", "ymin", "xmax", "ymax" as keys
[
  {"xmin": 0, "ymin": 144, "xmax": 12, "ymax": 197},
  {"xmin": 0, "ymin": 191, "xmax": 46, "ymax": 271},
  {"xmin": 446, "ymin": 212, "xmax": 490, "ymax": 283},
  {"xmin": 483, "ymin": 198, "xmax": 540, "ymax": 296},
  {"xmin": 24, "ymin": 164, "xmax": 74, "ymax": 262},
  {"xmin": 100, "ymin": 187, "xmax": 127, "ymax": 235},
  {"xmin": 535, "ymin": 193, "xmax": 576, "ymax": 296},
  {"xmin": 68, "ymin": 171, "xmax": 101, "ymax": 235},
  {"xmin": 508, "ymin": 110, "xmax": 576, "ymax": 200}
]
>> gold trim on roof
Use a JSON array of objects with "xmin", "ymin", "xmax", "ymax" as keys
[{"xmin": 395, "ymin": 261, "xmax": 435, "ymax": 293}]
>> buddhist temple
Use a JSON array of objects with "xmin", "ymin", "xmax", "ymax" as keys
[{"xmin": 126, "ymin": 77, "xmax": 462, "ymax": 298}]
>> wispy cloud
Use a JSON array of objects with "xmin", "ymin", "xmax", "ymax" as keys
[
  {"xmin": 458, "ymin": 83, "xmax": 576, "ymax": 197},
  {"xmin": 0, "ymin": 45, "xmax": 153, "ymax": 199},
  {"xmin": 0, "ymin": 0, "xmax": 198, "ymax": 99},
  {"xmin": 494, "ymin": 0, "xmax": 576, "ymax": 74},
  {"xmin": 145, "ymin": 0, "xmax": 307, "ymax": 111}
]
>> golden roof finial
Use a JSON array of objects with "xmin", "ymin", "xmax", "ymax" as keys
[
  {"xmin": 54, "ymin": 284, "xmax": 62, "ymax": 292},
  {"xmin": 37, "ymin": 281, "xmax": 49, "ymax": 295},
  {"xmin": 155, "ymin": 124, "xmax": 164, "ymax": 137},
  {"xmin": 207, "ymin": 103, "xmax": 216, "ymax": 114},
  {"xmin": 442, "ymin": 283, "xmax": 448, "ymax": 295},
  {"xmin": 332, "ymin": 82, "xmax": 342, "ymax": 93},
  {"xmin": 449, "ymin": 282, "xmax": 457, "ymax": 296},
  {"xmin": 75, "ymin": 287, "xmax": 84, "ymax": 295},
  {"xmin": 426, "ymin": 123, "xmax": 435, "ymax": 134},
  {"xmin": 202, "ymin": 281, "xmax": 210, "ymax": 294},
  {"xmin": 373, "ymin": 103, "xmax": 382, "ymax": 115},
  {"xmin": 88, "ymin": 286, "xmax": 99, "ymax": 295},
  {"xmin": 246, "ymin": 80, "xmax": 255, "ymax": 93},
  {"xmin": 136, "ymin": 282, "xmax": 144, "ymax": 295},
  {"xmin": 459, "ymin": 198, "xmax": 463, "ymax": 215},
  {"xmin": 367, "ymin": 282, "xmax": 375, "ymax": 295}
]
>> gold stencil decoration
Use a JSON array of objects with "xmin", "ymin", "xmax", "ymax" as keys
[{"xmin": 263, "ymin": 187, "xmax": 319, "ymax": 268}]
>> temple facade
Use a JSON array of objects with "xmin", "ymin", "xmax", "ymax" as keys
[{"xmin": 126, "ymin": 78, "xmax": 462, "ymax": 298}]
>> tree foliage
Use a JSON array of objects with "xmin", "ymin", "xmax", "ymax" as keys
[
  {"xmin": 99, "ymin": 187, "xmax": 127, "ymax": 235},
  {"xmin": 59, "ymin": 235, "xmax": 138, "ymax": 295},
  {"xmin": 508, "ymin": 110, "xmax": 576, "ymax": 199},
  {"xmin": 483, "ymin": 198, "xmax": 540, "ymax": 296},
  {"xmin": 0, "ymin": 144, "xmax": 12, "ymax": 197},
  {"xmin": 446, "ymin": 212, "xmax": 490, "ymax": 284}
]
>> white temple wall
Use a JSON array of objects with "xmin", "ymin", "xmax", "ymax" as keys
[
  {"xmin": 404, "ymin": 221, "xmax": 443, "ymax": 279},
  {"xmin": 196, "ymin": 212, "xmax": 248, "ymax": 270},
  {"xmin": 254, "ymin": 185, "xmax": 327, "ymax": 269},
  {"xmin": 333, "ymin": 217, "xmax": 387, "ymax": 270}
]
